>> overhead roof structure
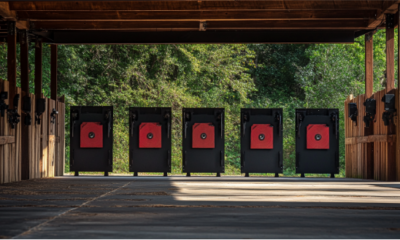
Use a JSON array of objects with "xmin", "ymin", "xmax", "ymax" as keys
[{"xmin": 0, "ymin": 0, "xmax": 399, "ymax": 44}]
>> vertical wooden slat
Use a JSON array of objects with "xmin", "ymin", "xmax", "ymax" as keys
[
  {"xmin": 2, "ymin": 81, "xmax": 9, "ymax": 183},
  {"xmin": 34, "ymin": 94, "xmax": 41, "ymax": 179},
  {"xmin": 15, "ymin": 87, "xmax": 22, "ymax": 182},
  {"xmin": 373, "ymin": 90, "xmax": 381, "ymax": 180},
  {"xmin": 345, "ymin": 95, "xmax": 351, "ymax": 178},
  {"xmin": 352, "ymin": 96, "xmax": 358, "ymax": 177},
  {"xmin": 29, "ymin": 93, "xmax": 38, "ymax": 179},
  {"xmin": 61, "ymin": 103, "xmax": 65, "ymax": 175},
  {"xmin": 0, "ymin": 80, "xmax": 5, "ymax": 184},
  {"xmin": 55, "ymin": 101, "xmax": 65, "ymax": 176},
  {"xmin": 41, "ymin": 98, "xmax": 48, "ymax": 178},
  {"xmin": 48, "ymin": 99, "xmax": 56, "ymax": 178}
]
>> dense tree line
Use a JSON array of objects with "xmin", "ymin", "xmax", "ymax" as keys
[{"xmin": 0, "ymin": 29, "xmax": 397, "ymax": 175}]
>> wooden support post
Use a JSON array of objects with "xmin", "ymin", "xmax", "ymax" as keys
[
  {"xmin": 5, "ymin": 22, "xmax": 17, "ymax": 183},
  {"xmin": 51, "ymin": 45, "xmax": 58, "ymax": 101},
  {"xmin": 397, "ymin": 5, "xmax": 400, "ymax": 181},
  {"xmin": 365, "ymin": 33, "xmax": 373, "ymax": 99},
  {"xmin": 7, "ymin": 21, "xmax": 16, "ymax": 109},
  {"xmin": 386, "ymin": 14, "xmax": 395, "ymax": 92},
  {"xmin": 50, "ymin": 45, "xmax": 57, "ymax": 177},
  {"xmin": 35, "ymin": 38, "xmax": 43, "ymax": 178},
  {"xmin": 386, "ymin": 13, "xmax": 396, "ymax": 181},
  {"xmin": 20, "ymin": 30, "xmax": 30, "ymax": 180},
  {"xmin": 364, "ymin": 32, "xmax": 374, "ymax": 179},
  {"xmin": 35, "ymin": 38, "xmax": 43, "ymax": 98},
  {"xmin": 20, "ymin": 31, "xmax": 29, "ymax": 95}
]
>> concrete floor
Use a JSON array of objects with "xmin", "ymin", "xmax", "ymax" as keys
[{"xmin": 1, "ymin": 176, "xmax": 400, "ymax": 238}]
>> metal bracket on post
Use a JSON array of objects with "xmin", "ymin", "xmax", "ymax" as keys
[
  {"xmin": 7, "ymin": 94, "xmax": 20, "ymax": 129},
  {"xmin": 365, "ymin": 31, "xmax": 374, "ymax": 42},
  {"xmin": 50, "ymin": 108, "xmax": 58, "ymax": 124},
  {"xmin": 199, "ymin": 21, "xmax": 207, "ymax": 31},
  {"xmin": 386, "ymin": 14, "xmax": 395, "ymax": 29}
]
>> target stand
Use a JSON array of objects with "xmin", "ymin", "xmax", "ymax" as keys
[
  {"xmin": 295, "ymin": 109, "xmax": 339, "ymax": 178},
  {"xmin": 70, "ymin": 106, "xmax": 113, "ymax": 176},
  {"xmin": 129, "ymin": 107, "xmax": 172, "ymax": 176},
  {"xmin": 182, "ymin": 108, "xmax": 224, "ymax": 177},
  {"xmin": 241, "ymin": 108, "xmax": 283, "ymax": 177}
]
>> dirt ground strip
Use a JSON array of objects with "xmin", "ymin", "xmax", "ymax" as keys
[{"xmin": 1, "ymin": 176, "xmax": 400, "ymax": 238}]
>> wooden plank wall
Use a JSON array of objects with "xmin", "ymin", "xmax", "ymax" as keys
[
  {"xmin": 345, "ymin": 88, "xmax": 398, "ymax": 181},
  {"xmin": 344, "ymin": 94, "xmax": 366, "ymax": 178},
  {"xmin": 0, "ymin": 80, "xmax": 65, "ymax": 184}
]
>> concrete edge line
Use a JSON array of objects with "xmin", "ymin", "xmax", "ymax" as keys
[{"xmin": 11, "ymin": 181, "xmax": 133, "ymax": 239}]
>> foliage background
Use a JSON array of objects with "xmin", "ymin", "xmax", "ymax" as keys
[{"xmin": 0, "ymin": 29, "xmax": 397, "ymax": 176}]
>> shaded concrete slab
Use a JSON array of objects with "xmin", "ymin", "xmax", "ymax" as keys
[{"xmin": 1, "ymin": 176, "xmax": 400, "ymax": 238}]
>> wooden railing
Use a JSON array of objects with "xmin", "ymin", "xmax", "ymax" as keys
[
  {"xmin": 345, "ymin": 89, "xmax": 398, "ymax": 181},
  {"xmin": 0, "ymin": 80, "xmax": 65, "ymax": 184}
]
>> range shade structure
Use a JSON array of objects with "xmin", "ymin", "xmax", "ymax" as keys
[
  {"xmin": 129, "ymin": 107, "xmax": 172, "ymax": 176},
  {"xmin": 70, "ymin": 106, "xmax": 113, "ymax": 176},
  {"xmin": 241, "ymin": 108, "xmax": 283, "ymax": 177},
  {"xmin": 295, "ymin": 109, "xmax": 340, "ymax": 178},
  {"xmin": 182, "ymin": 108, "xmax": 225, "ymax": 177}
]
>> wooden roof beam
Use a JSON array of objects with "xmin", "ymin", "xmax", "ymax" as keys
[
  {"xmin": 0, "ymin": 2, "xmax": 29, "ymax": 29},
  {"xmin": 18, "ymin": 10, "xmax": 378, "ymax": 21},
  {"xmin": 9, "ymin": 1, "xmax": 398, "ymax": 11},
  {"xmin": 50, "ymin": 30, "xmax": 355, "ymax": 44},
  {"xmin": 368, "ymin": 1, "xmax": 400, "ymax": 28},
  {"xmin": 30, "ymin": 20, "xmax": 371, "ymax": 31}
]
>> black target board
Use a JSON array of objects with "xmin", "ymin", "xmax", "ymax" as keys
[
  {"xmin": 129, "ymin": 107, "xmax": 171, "ymax": 176},
  {"xmin": 182, "ymin": 108, "xmax": 224, "ymax": 176},
  {"xmin": 70, "ymin": 106, "xmax": 113, "ymax": 176},
  {"xmin": 241, "ymin": 108, "xmax": 283, "ymax": 176},
  {"xmin": 295, "ymin": 109, "xmax": 339, "ymax": 177}
]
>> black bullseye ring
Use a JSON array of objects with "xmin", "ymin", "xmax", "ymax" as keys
[
  {"xmin": 201, "ymin": 133, "xmax": 207, "ymax": 139},
  {"xmin": 147, "ymin": 133, "xmax": 153, "ymax": 139}
]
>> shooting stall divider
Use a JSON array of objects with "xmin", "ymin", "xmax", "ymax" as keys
[
  {"xmin": 345, "ymin": 88, "xmax": 398, "ymax": 181},
  {"xmin": 0, "ymin": 79, "xmax": 65, "ymax": 184}
]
